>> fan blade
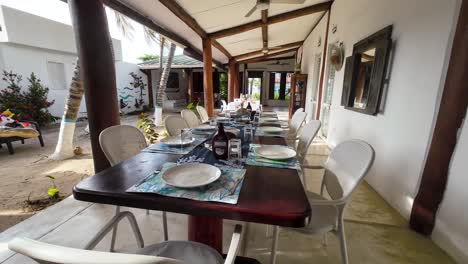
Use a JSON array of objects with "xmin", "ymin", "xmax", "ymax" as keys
[
  {"xmin": 270, "ymin": 0, "xmax": 306, "ymax": 4},
  {"xmin": 245, "ymin": 5, "xmax": 258, "ymax": 17}
]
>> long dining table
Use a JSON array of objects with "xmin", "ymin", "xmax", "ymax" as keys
[{"xmin": 73, "ymin": 127, "xmax": 311, "ymax": 260}]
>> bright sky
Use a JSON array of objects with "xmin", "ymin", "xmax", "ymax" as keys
[{"xmin": 0, "ymin": 0, "xmax": 183, "ymax": 63}]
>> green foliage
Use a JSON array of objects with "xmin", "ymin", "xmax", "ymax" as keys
[
  {"xmin": 0, "ymin": 70, "xmax": 57, "ymax": 125},
  {"xmin": 252, "ymin": 92, "xmax": 261, "ymax": 100},
  {"xmin": 138, "ymin": 54, "xmax": 159, "ymax": 62},
  {"xmin": 219, "ymin": 73, "xmax": 228, "ymax": 101},
  {"xmin": 186, "ymin": 101, "xmax": 201, "ymax": 119},
  {"xmin": 45, "ymin": 175, "xmax": 60, "ymax": 199},
  {"xmin": 137, "ymin": 113, "xmax": 158, "ymax": 144}
]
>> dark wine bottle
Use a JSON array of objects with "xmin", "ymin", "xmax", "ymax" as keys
[
  {"xmin": 246, "ymin": 102, "xmax": 252, "ymax": 111},
  {"xmin": 212, "ymin": 122, "xmax": 229, "ymax": 160}
]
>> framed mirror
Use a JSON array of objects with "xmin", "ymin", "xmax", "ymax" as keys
[{"xmin": 341, "ymin": 25, "xmax": 393, "ymax": 115}]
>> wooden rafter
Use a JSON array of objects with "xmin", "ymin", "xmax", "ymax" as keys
[
  {"xmin": 233, "ymin": 41, "xmax": 303, "ymax": 61},
  {"xmin": 159, "ymin": 0, "xmax": 232, "ymax": 59},
  {"xmin": 60, "ymin": 0, "xmax": 226, "ymax": 68},
  {"xmin": 208, "ymin": 1, "xmax": 332, "ymax": 39},
  {"xmin": 237, "ymin": 48, "xmax": 297, "ymax": 64},
  {"xmin": 261, "ymin": 10, "xmax": 268, "ymax": 50}
]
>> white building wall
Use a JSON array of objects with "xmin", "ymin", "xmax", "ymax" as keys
[
  {"xmin": 301, "ymin": 0, "xmax": 464, "ymax": 262},
  {"xmin": 0, "ymin": 43, "xmax": 80, "ymax": 118},
  {"xmin": 115, "ymin": 62, "xmax": 148, "ymax": 114}
]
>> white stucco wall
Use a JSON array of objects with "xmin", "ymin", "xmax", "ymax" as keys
[
  {"xmin": 0, "ymin": 43, "xmax": 81, "ymax": 117},
  {"xmin": 301, "ymin": 16, "xmax": 327, "ymax": 121},
  {"xmin": 301, "ymin": 0, "xmax": 464, "ymax": 262},
  {"xmin": 115, "ymin": 62, "xmax": 149, "ymax": 114}
]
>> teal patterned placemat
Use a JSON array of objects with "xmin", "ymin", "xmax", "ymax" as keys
[
  {"xmin": 246, "ymin": 144, "xmax": 300, "ymax": 170},
  {"xmin": 126, "ymin": 162, "xmax": 246, "ymax": 204}
]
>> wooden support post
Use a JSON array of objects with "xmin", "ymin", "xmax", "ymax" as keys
[
  {"xmin": 228, "ymin": 60, "xmax": 236, "ymax": 102},
  {"xmin": 410, "ymin": 0, "xmax": 468, "ymax": 235},
  {"xmin": 186, "ymin": 69, "xmax": 193, "ymax": 103},
  {"xmin": 69, "ymin": 0, "xmax": 120, "ymax": 173},
  {"xmin": 202, "ymin": 38, "xmax": 214, "ymax": 116},
  {"xmin": 234, "ymin": 63, "xmax": 240, "ymax": 99}
]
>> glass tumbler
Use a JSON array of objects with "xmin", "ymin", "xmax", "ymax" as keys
[{"xmin": 228, "ymin": 138, "xmax": 242, "ymax": 164}]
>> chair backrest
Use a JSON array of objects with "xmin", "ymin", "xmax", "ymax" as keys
[
  {"xmin": 323, "ymin": 140, "xmax": 375, "ymax": 203},
  {"xmin": 8, "ymin": 237, "xmax": 180, "ymax": 264},
  {"xmin": 296, "ymin": 120, "xmax": 321, "ymax": 162},
  {"xmin": 290, "ymin": 108, "xmax": 304, "ymax": 124},
  {"xmin": 164, "ymin": 116, "xmax": 188, "ymax": 136},
  {"xmin": 196, "ymin": 105, "xmax": 209, "ymax": 123},
  {"xmin": 181, "ymin": 109, "xmax": 200, "ymax": 128},
  {"xmin": 99, "ymin": 125, "xmax": 147, "ymax": 166},
  {"xmin": 289, "ymin": 111, "xmax": 307, "ymax": 137}
]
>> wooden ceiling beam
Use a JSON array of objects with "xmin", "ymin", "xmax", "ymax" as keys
[
  {"xmin": 261, "ymin": 10, "xmax": 268, "ymax": 50},
  {"xmin": 233, "ymin": 40, "xmax": 303, "ymax": 61},
  {"xmin": 159, "ymin": 0, "xmax": 232, "ymax": 59},
  {"xmin": 237, "ymin": 48, "xmax": 297, "ymax": 64},
  {"xmin": 209, "ymin": 1, "xmax": 332, "ymax": 39}
]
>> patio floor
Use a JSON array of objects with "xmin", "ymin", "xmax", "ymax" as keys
[{"xmin": 0, "ymin": 107, "xmax": 455, "ymax": 263}]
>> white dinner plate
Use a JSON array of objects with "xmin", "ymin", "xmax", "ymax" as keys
[
  {"xmin": 162, "ymin": 163, "xmax": 221, "ymax": 188},
  {"xmin": 160, "ymin": 136, "xmax": 195, "ymax": 146},
  {"xmin": 194, "ymin": 124, "xmax": 216, "ymax": 131},
  {"xmin": 254, "ymin": 145, "xmax": 297, "ymax": 160},
  {"xmin": 257, "ymin": 126, "xmax": 283, "ymax": 133},
  {"xmin": 216, "ymin": 117, "xmax": 230, "ymax": 121}
]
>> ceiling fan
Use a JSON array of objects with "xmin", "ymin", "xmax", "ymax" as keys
[
  {"xmin": 267, "ymin": 60, "xmax": 290, "ymax": 65},
  {"xmin": 245, "ymin": 0, "xmax": 307, "ymax": 18}
]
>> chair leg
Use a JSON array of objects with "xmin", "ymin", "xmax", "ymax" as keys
[
  {"xmin": 162, "ymin": 211, "xmax": 168, "ymax": 241},
  {"xmin": 240, "ymin": 222, "xmax": 250, "ymax": 256},
  {"xmin": 21, "ymin": 139, "xmax": 25, "ymax": 144},
  {"xmin": 337, "ymin": 219, "xmax": 349, "ymax": 264},
  {"xmin": 110, "ymin": 206, "xmax": 120, "ymax": 252},
  {"xmin": 6, "ymin": 142, "xmax": 14, "ymax": 155},
  {"xmin": 322, "ymin": 232, "xmax": 328, "ymax": 246},
  {"xmin": 85, "ymin": 209, "xmax": 144, "ymax": 251},
  {"xmin": 270, "ymin": 226, "xmax": 280, "ymax": 264}
]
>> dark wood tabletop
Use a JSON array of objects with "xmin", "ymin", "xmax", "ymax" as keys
[{"xmin": 73, "ymin": 136, "xmax": 311, "ymax": 228}]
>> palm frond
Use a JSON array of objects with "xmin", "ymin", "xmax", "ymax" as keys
[{"xmin": 114, "ymin": 11, "xmax": 134, "ymax": 40}]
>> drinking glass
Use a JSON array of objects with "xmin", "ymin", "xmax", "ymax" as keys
[
  {"xmin": 180, "ymin": 128, "xmax": 191, "ymax": 145},
  {"xmin": 228, "ymin": 138, "xmax": 242, "ymax": 164},
  {"xmin": 243, "ymin": 124, "xmax": 253, "ymax": 143},
  {"xmin": 209, "ymin": 118, "xmax": 217, "ymax": 128}
]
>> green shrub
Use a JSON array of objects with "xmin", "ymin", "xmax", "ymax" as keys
[{"xmin": 0, "ymin": 70, "xmax": 58, "ymax": 125}]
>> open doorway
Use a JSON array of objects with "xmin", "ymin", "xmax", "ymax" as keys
[
  {"xmin": 246, "ymin": 71, "xmax": 263, "ymax": 104},
  {"xmin": 320, "ymin": 60, "xmax": 336, "ymax": 138}
]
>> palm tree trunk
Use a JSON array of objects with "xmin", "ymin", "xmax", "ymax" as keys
[
  {"xmin": 154, "ymin": 42, "xmax": 176, "ymax": 126},
  {"xmin": 51, "ymin": 60, "xmax": 84, "ymax": 160}
]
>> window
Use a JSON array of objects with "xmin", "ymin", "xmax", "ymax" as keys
[
  {"xmin": 269, "ymin": 72, "xmax": 293, "ymax": 100},
  {"xmin": 166, "ymin": 72, "xmax": 179, "ymax": 88},
  {"xmin": 47, "ymin": 61, "xmax": 66, "ymax": 90}
]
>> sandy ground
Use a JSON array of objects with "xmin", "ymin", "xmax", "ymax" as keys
[{"xmin": 0, "ymin": 113, "xmax": 168, "ymax": 232}]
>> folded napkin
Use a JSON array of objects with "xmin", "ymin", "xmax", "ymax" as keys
[{"xmin": 246, "ymin": 144, "xmax": 300, "ymax": 170}]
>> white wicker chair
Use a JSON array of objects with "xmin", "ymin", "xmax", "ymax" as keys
[
  {"xmin": 98, "ymin": 125, "xmax": 168, "ymax": 252},
  {"xmin": 164, "ymin": 116, "xmax": 188, "ymax": 136},
  {"xmin": 181, "ymin": 109, "xmax": 201, "ymax": 128},
  {"xmin": 9, "ymin": 225, "xmax": 242, "ymax": 264},
  {"xmin": 270, "ymin": 140, "xmax": 375, "ymax": 264},
  {"xmin": 196, "ymin": 105, "xmax": 210, "ymax": 123},
  {"xmin": 288, "ymin": 111, "xmax": 307, "ymax": 139}
]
